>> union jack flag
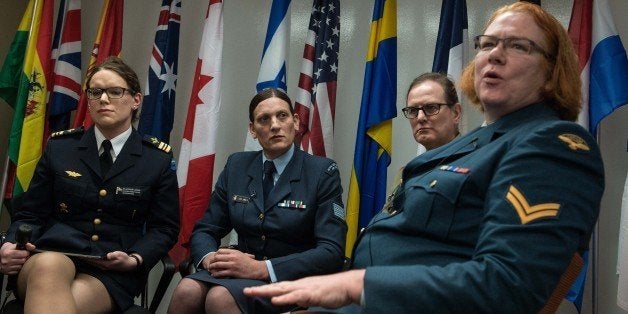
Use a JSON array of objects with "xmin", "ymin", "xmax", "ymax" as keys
[
  {"xmin": 138, "ymin": 0, "xmax": 181, "ymax": 143},
  {"xmin": 295, "ymin": 0, "xmax": 339, "ymax": 157},
  {"xmin": 48, "ymin": 0, "xmax": 81, "ymax": 132}
]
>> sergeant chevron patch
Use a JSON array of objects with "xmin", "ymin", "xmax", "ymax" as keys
[{"xmin": 506, "ymin": 185, "xmax": 560, "ymax": 224}]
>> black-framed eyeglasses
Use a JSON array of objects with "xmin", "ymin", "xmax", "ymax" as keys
[
  {"xmin": 86, "ymin": 87, "xmax": 134, "ymax": 100},
  {"xmin": 474, "ymin": 35, "xmax": 551, "ymax": 59},
  {"xmin": 401, "ymin": 103, "xmax": 447, "ymax": 119}
]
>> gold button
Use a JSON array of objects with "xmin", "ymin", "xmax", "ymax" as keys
[
  {"xmin": 430, "ymin": 180, "xmax": 438, "ymax": 188},
  {"xmin": 91, "ymin": 235, "xmax": 99, "ymax": 241},
  {"xmin": 94, "ymin": 218, "xmax": 102, "ymax": 225},
  {"xmin": 261, "ymin": 235, "xmax": 266, "ymax": 241},
  {"xmin": 99, "ymin": 189, "xmax": 107, "ymax": 197},
  {"xmin": 258, "ymin": 213, "xmax": 264, "ymax": 220},
  {"xmin": 263, "ymin": 256, "xmax": 268, "ymax": 260}
]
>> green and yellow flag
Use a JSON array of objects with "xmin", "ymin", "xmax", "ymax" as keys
[{"xmin": 0, "ymin": 0, "xmax": 53, "ymax": 207}]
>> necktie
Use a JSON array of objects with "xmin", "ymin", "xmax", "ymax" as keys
[
  {"xmin": 262, "ymin": 160, "xmax": 276, "ymax": 201},
  {"xmin": 100, "ymin": 140, "xmax": 113, "ymax": 175}
]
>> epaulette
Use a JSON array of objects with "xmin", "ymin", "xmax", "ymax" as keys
[
  {"xmin": 143, "ymin": 135, "xmax": 172, "ymax": 153},
  {"xmin": 50, "ymin": 127, "xmax": 84, "ymax": 138}
]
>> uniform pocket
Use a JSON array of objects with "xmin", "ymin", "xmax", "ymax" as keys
[
  {"xmin": 54, "ymin": 172, "xmax": 88, "ymax": 214},
  {"xmin": 401, "ymin": 170, "xmax": 468, "ymax": 240},
  {"xmin": 114, "ymin": 186, "xmax": 150, "ymax": 222}
]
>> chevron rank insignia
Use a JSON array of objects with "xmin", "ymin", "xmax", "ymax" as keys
[
  {"xmin": 144, "ymin": 136, "xmax": 172, "ymax": 153},
  {"xmin": 65, "ymin": 170, "xmax": 82, "ymax": 178},
  {"xmin": 558, "ymin": 134, "xmax": 590, "ymax": 152},
  {"xmin": 506, "ymin": 185, "xmax": 560, "ymax": 224}
]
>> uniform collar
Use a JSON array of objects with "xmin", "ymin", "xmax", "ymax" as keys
[{"xmin": 94, "ymin": 126, "xmax": 132, "ymax": 161}]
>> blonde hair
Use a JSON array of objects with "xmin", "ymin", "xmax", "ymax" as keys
[{"xmin": 459, "ymin": 2, "xmax": 581, "ymax": 121}]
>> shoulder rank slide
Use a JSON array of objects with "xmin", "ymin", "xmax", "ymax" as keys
[
  {"xmin": 50, "ymin": 127, "xmax": 84, "ymax": 138},
  {"xmin": 143, "ymin": 136, "xmax": 172, "ymax": 153}
]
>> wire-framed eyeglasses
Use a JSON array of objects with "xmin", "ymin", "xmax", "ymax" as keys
[
  {"xmin": 86, "ymin": 87, "xmax": 134, "ymax": 100},
  {"xmin": 474, "ymin": 35, "xmax": 551, "ymax": 59},
  {"xmin": 401, "ymin": 103, "xmax": 447, "ymax": 119}
]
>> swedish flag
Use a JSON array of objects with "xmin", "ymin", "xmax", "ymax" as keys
[{"xmin": 345, "ymin": 0, "xmax": 396, "ymax": 257}]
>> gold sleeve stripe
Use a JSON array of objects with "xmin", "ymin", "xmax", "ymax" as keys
[{"xmin": 506, "ymin": 185, "xmax": 560, "ymax": 224}]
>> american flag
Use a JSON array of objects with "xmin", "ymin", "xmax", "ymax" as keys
[
  {"xmin": 48, "ymin": 0, "xmax": 81, "ymax": 132},
  {"xmin": 138, "ymin": 0, "xmax": 181, "ymax": 143},
  {"xmin": 295, "ymin": 0, "xmax": 339, "ymax": 157}
]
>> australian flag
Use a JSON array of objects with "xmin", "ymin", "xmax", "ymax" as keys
[{"xmin": 138, "ymin": 0, "xmax": 181, "ymax": 143}]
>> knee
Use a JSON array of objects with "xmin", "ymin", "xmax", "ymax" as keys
[
  {"xmin": 169, "ymin": 278, "xmax": 206, "ymax": 308},
  {"xmin": 205, "ymin": 286, "xmax": 236, "ymax": 310},
  {"xmin": 22, "ymin": 252, "xmax": 74, "ymax": 279}
]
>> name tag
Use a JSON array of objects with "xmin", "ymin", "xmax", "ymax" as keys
[
  {"xmin": 115, "ymin": 187, "xmax": 141, "ymax": 196},
  {"xmin": 233, "ymin": 195, "xmax": 250, "ymax": 204}
]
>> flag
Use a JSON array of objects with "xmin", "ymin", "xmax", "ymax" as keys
[
  {"xmin": 345, "ymin": 0, "xmax": 397, "ymax": 257},
  {"xmin": 244, "ymin": 0, "xmax": 291, "ymax": 151},
  {"xmin": 432, "ymin": 0, "xmax": 468, "ymax": 85},
  {"xmin": 0, "ymin": 0, "xmax": 53, "ymax": 209},
  {"xmin": 294, "ymin": 0, "xmax": 340, "ymax": 157},
  {"xmin": 48, "ymin": 0, "xmax": 81, "ymax": 132},
  {"xmin": 72, "ymin": 0, "xmax": 123, "ymax": 128},
  {"xmin": 569, "ymin": 0, "xmax": 628, "ymax": 138},
  {"xmin": 567, "ymin": 0, "xmax": 628, "ymax": 310},
  {"xmin": 138, "ymin": 0, "xmax": 181, "ymax": 143},
  {"xmin": 172, "ymin": 0, "xmax": 223, "ymax": 266},
  {"xmin": 618, "ymin": 171, "xmax": 628, "ymax": 311}
]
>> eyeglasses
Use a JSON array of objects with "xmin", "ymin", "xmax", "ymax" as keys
[
  {"xmin": 401, "ymin": 103, "xmax": 447, "ymax": 119},
  {"xmin": 86, "ymin": 87, "xmax": 134, "ymax": 100},
  {"xmin": 474, "ymin": 35, "xmax": 550, "ymax": 59}
]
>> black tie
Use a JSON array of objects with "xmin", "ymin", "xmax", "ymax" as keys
[
  {"xmin": 100, "ymin": 140, "xmax": 113, "ymax": 175},
  {"xmin": 262, "ymin": 160, "xmax": 276, "ymax": 201}
]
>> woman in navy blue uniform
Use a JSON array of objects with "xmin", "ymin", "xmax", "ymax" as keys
[
  {"xmin": 167, "ymin": 88, "xmax": 347, "ymax": 314},
  {"xmin": 245, "ymin": 3, "xmax": 605, "ymax": 313},
  {"xmin": 0, "ymin": 56, "xmax": 179, "ymax": 312}
]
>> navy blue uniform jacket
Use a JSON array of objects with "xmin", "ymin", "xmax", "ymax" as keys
[
  {"xmin": 190, "ymin": 148, "xmax": 347, "ymax": 281},
  {"xmin": 352, "ymin": 103, "xmax": 604, "ymax": 313},
  {"xmin": 6, "ymin": 127, "xmax": 179, "ymax": 279}
]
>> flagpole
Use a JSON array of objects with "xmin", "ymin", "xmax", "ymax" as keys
[{"xmin": 0, "ymin": 154, "xmax": 9, "ymax": 220}]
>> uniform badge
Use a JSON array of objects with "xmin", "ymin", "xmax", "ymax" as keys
[
  {"xmin": 558, "ymin": 134, "xmax": 590, "ymax": 151},
  {"xmin": 58, "ymin": 202, "xmax": 69, "ymax": 213},
  {"xmin": 325, "ymin": 163, "xmax": 338, "ymax": 175},
  {"xmin": 170, "ymin": 158, "xmax": 177, "ymax": 171},
  {"xmin": 278, "ymin": 200, "xmax": 307, "ymax": 209},
  {"xmin": 65, "ymin": 170, "xmax": 82, "ymax": 178},
  {"xmin": 506, "ymin": 185, "xmax": 560, "ymax": 224},
  {"xmin": 333, "ymin": 202, "xmax": 345, "ymax": 220},
  {"xmin": 233, "ymin": 195, "xmax": 250, "ymax": 203}
]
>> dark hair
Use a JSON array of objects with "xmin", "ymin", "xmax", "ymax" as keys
[
  {"xmin": 249, "ymin": 88, "xmax": 294, "ymax": 122},
  {"xmin": 406, "ymin": 72, "xmax": 459, "ymax": 106},
  {"xmin": 85, "ymin": 56, "xmax": 142, "ymax": 121},
  {"xmin": 459, "ymin": 2, "xmax": 581, "ymax": 121}
]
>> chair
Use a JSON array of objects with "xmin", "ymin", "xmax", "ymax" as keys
[{"xmin": 538, "ymin": 252, "xmax": 584, "ymax": 314}]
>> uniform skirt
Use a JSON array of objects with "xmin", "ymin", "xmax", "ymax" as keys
[{"xmin": 187, "ymin": 270, "xmax": 298, "ymax": 314}]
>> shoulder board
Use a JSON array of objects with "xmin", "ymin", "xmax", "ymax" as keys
[
  {"xmin": 50, "ymin": 127, "xmax": 84, "ymax": 138},
  {"xmin": 142, "ymin": 135, "xmax": 172, "ymax": 153}
]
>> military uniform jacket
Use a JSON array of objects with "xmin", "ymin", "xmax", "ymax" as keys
[
  {"xmin": 6, "ymin": 127, "xmax": 180, "ymax": 272},
  {"xmin": 352, "ymin": 103, "xmax": 604, "ymax": 313},
  {"xmin": 190, "ymin": 148, "xmax": 347, "ymax": 281}
]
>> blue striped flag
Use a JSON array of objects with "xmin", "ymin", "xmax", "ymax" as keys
[
  {"xmin": 245, "ymin": 0, "xmax": 291, "ymax": 151},
  {"xmin": 256, "ymin": 0, "xmax": 291, "ymax": 92},
  {"xmin": 345, "ymin": 0, "xmax": 397, "ymax": 257},
  {"xmin": 432, "ymin": 0, "xmax": 468, "ymax": 85},
  {"xmin": 138, "ymin": 0, "xmax": 181, "ymax": 143},
  {"xmin": 48, "ymin": 0, "xmax": 81, "ymax": 132}
]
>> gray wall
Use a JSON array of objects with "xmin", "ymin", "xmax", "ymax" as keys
[{"xmin": 0, "ymin": 1, "xmax": 626, "ymax": 313}]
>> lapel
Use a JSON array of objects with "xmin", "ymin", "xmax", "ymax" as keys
[
  {"xmin": 104, "ymin": 130, "xmax": 143, "ymax": 181},
  {"xmin": 246, "ymin": 152, "xmax": 265, "ymax": 212},
  {"xmin": 77, "ymin": 127, "xmax": 102, "ymax": 178}
]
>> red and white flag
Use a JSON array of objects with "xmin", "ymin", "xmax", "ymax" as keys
[
  {"xmin": 294, "ymin": 0, "xmax": 339, "ymax": 157},
  {"xmin": 72, "ymin": 0, "xmax": 123, "ymax": 128},
  {"xmin": 172, "ymin": 0, "xmax": 223, "ymax": 264}
]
